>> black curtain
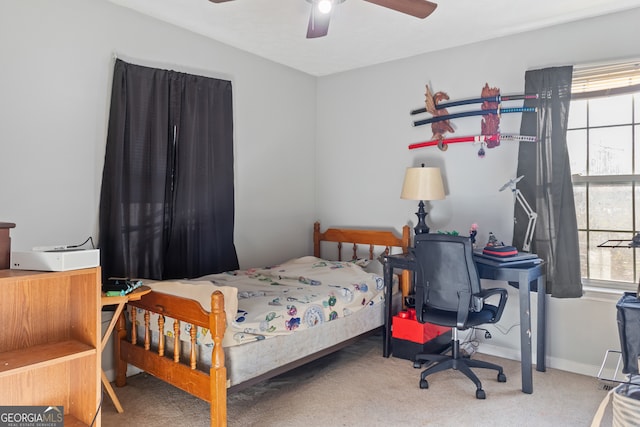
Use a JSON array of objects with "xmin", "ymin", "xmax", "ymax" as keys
[
  {"xmin": 99, "ymin": 59, "xmax": 239, "ymax": 281},
  {"xmin": 515, "ymin": 66, "xmax": 582, "ymax": 298}
]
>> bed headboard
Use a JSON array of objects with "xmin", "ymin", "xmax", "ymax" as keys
[
  {"xmin": 313, "ymin": 221, "xmax": 412, "ymax": 305},
  {"xmin": 313, "ymin": 221, "xmax": 411, "ymax": 260}
]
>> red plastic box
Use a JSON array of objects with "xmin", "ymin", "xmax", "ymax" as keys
[
  {"xmin": 391, "ymin": 334, "xmax": 451, "ymax": 361},
  {"xmin": 392, "ymin": 310, "xmax": 451, "ymax": 344}
]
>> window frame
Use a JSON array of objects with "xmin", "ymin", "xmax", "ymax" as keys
[{"xmin": 568, "ymin": 77, "xmax": 640, "ymax": 293}]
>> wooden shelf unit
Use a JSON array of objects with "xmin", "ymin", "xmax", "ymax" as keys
[
  {"xmin": 0, "ymin": 222, "xmax": 15, "ymax": 269},
  {"xmin": 0, "ymin": 267, "xmax": 101, "ymax": 427}
]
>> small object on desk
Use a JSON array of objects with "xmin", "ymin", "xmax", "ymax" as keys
[
  {"xmin": 103, "ymin": 277, "xmax": 130, "ymax": 292},
  {"xmin": 103, "ymin": 278, "xmax": 143, "ymax": 295},
  {"xmin": 437, "ymin": 230, "xmax": 459, "ymax": 236},
  {"xmin": 105, "ymin": 290, "xmax": 125, "ymax": 297},
  {"xmin": 486, "ymin": 231, "xmax": 501, "ymax": 247},
  {"xmin": 474, "ymin": 250, "xmax": 541, "ymax": 267},
  {"xmin": 482, "ymin": 245, "xmax": 518, "ymax": 257},
  {"xmin": 469, "ymin": 223, "xmax": 478, "ymax": 247}
]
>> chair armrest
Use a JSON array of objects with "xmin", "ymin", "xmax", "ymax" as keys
[
  {"xmin": 477, "ymin": 287, "xmax": 509, "ymax": 322},
  {"xmin": 456, "ymin": 290, "xmax": 472, "ymax": 329}
]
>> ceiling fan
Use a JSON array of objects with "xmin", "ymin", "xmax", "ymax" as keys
[{"xmin": 208, "ymin": 0, "xmax": 437, "ymax": 39}]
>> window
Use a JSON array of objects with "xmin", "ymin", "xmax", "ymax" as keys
[
  {"xmin": 567, "ymin": 60, "xmax": 640, "ymax": 290},
  {"xmin": 99, "ymin": 60, "xmax": 239, "ymax": 282}
]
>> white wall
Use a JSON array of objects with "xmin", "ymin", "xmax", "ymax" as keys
[
  {"xmin": 0, "ymin": 0, "xmax": 317, "ymax": 269},
  {"xmin": 315, "ymin": 9, "xmax": 640, "ymax": 376}
]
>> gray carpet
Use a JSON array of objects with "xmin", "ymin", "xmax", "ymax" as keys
[{"xmin": 101, "ymin": 334, "xmax": 614, "ymax": 426}]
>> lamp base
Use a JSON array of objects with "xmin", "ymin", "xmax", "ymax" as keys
[{"xmin": 414, "ymin": 200, "xmax": 430, "ymax": 235}]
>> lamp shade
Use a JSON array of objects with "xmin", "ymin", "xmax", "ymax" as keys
[{"xmin": 400, "ymin": 167, "xmax": 445, "ymax": 201}]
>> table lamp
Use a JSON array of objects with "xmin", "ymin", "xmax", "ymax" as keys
[{"xmin": 401, "ymin": 165, "xmax": 445, "ymax": 234}]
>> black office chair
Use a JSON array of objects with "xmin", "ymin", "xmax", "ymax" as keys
[{"xmin": 411, "ymin": 233, "xmax": 508, "ymax": 399}]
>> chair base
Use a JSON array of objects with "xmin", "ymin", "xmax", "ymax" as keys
[{"xmin": 414, "ymin": 329, "xmax": 506, "ymax": 399}]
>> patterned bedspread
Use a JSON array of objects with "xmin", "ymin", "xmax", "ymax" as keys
[{"xmin": 139, "ymin": 256, "xmax": 386, "ymax": 348}]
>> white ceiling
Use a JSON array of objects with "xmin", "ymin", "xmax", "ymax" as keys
[{"xmin": 106, "ymin": 0, "xmax": 640, "ymax": 76}]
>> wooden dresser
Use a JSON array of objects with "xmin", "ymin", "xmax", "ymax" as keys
[{"xmin": 0, "ymin": 267, "xmax": 102, "ymax": 426}]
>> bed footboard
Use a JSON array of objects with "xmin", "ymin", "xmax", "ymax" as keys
[{"xmin": 114, "ymin": 290, "xmax": 227, "ymax": 426}]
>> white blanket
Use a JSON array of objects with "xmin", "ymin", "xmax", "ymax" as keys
[{"xmin": 139, "ymin": 256, "xmax": 386, "ymax": 348}]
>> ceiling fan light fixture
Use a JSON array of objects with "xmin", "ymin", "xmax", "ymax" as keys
[
  {"xmin": 317, "ymin": 0, "xmax": 332, "ymax": 14},
  {"xmin": 213, "ymin": 0, "xmax": 438, "ymax": 39}
]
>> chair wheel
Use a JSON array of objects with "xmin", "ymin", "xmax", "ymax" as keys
[
  {"xmin": 413, "ymin": 361, "xmax": 422, "ymax": 368},
  {"xmin": 476, "ymin": 389, "xmax": 486, "ymax": 399},
  {"xmin": 497, "ymin": 373, "xmax": 507, "ymax": 383},
  {"xmin": 419, "ymin": 379, "xmax": 429, "ymax": 389}
]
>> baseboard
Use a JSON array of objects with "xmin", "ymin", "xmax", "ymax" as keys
[{"xmin": 478, "ymin": 343, "xmax": 600, "ymax": 378}]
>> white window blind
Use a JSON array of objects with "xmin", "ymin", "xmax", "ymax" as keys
[{"xmin": 572, "ymin": 60, "xmax": 640, "ymax": 95}]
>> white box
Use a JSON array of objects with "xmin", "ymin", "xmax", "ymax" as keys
[{"xmin": 10, "ymin": 249, "xmax": 100, "ymax": 271}]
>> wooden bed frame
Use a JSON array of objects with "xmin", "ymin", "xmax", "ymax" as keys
[{"xmin": 114, "ymin": 222, "xmax": 410, "ymax": 426}]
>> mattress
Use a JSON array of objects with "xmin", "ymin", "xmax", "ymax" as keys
[{"xmin": 129, "ymin": 256, "xmax": 399, "ymax": 385}]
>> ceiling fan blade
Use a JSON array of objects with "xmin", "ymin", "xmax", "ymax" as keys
[
  {"xmin": 208, "ymin": 0, "xmax": 235, "ymax": 3},
  {"xmin": 306, "ymin": 8, "xmax": 331, "ymax": 39},
  {"xmin": 364, "ymin": 0, "xmax": 437, "ymax": 19}
]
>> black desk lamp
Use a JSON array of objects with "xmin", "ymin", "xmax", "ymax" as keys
[{"xmin": 401, "ymin": 165, "xmax": 445, "ymax": 234}]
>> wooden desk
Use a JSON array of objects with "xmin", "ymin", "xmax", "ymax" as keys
[
  {"xmin": 383, "ymin": 253, "xmax": 546, "ymax": 394},
  {"xmin": 101, "ymin": 286, "xmax": 151, "ymax": 413}
]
